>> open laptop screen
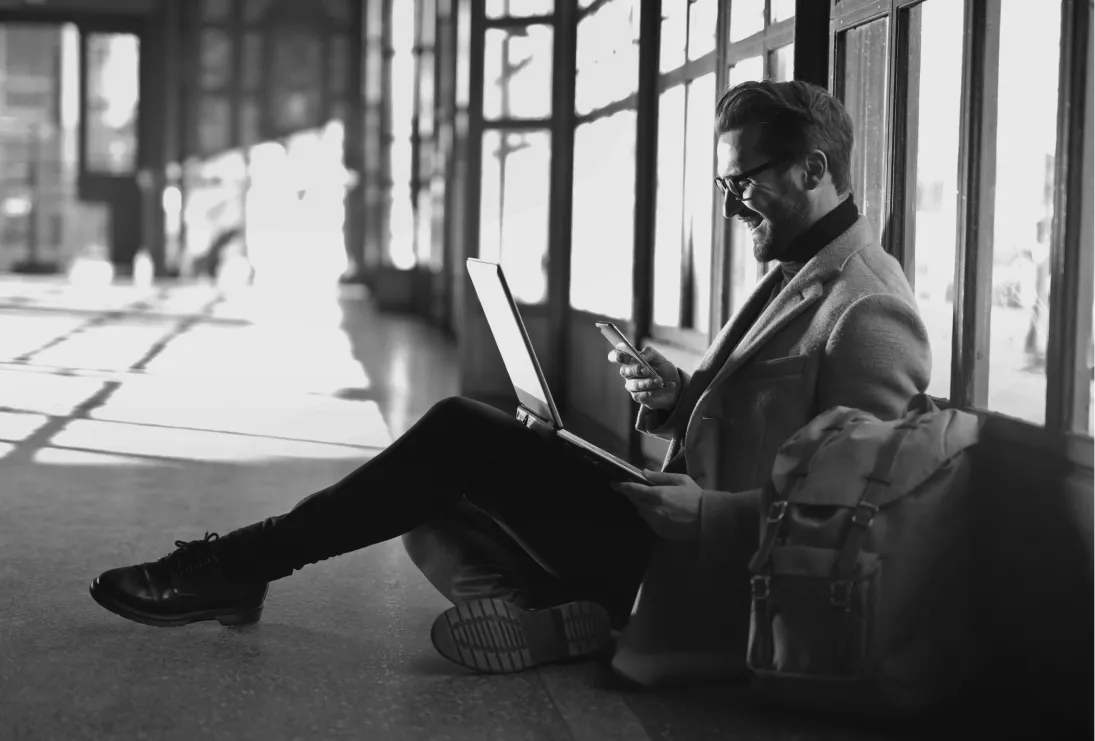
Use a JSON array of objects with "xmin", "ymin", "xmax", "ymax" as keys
[{"xmin": 466, "ymin": 259, "xmax": 560, "ymax": 426}]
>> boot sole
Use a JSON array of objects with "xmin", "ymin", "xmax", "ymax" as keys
[
  {"xmin": 89, "ymin": 582, "xmax": 263, "ymax": 628},
  {"xmin": 430, "ymin": 598, "xmax": 611, "ymax": 674}
]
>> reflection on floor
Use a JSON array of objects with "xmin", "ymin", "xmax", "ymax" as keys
[{"xmin": 0, "ymin": 276, "xmax": 934, "ymax": 741}]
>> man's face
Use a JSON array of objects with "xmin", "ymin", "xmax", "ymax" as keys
[{"xmin": 716, "ymin": 124, "xmax": 811, "ymax": 263}]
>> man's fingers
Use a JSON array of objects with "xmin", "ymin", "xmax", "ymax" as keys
[{"xmin": 643, "ymin": 469, "xmax": 684, "ymax": 484}]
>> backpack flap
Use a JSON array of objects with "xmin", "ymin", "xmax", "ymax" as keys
[{"xmin": 771, "ymin": 407, "xmax": 981, "ymax": 510}]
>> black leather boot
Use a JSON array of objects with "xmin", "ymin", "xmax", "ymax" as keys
[{"xmin": 89, "ymin": 533, "xmax": 269, "ymax": 628}]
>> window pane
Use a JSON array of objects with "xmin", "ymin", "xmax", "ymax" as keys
[
  {"xmin": 686, "ymin": 73, "xmax": 717, "ymax": 334},
  {"xmin": 654, "ymin": 86, "xmax": 686, "ymax": 327},
  {"xmin": 987, "ymin": 1, "xmax": 1062, "ymax": 425},
  {"xmin": 770, "ymin": 0, "xmax": 795, "ymax": 24},
  {"xmin": 769, "ymin": 42, "xmax": 794, "ymax": 82},
  {"xmin": 727, "ymin": 56, "xmax": 764, "ymax": 318},
  {"xmin": 483, "ymin": 25, "xmax": 553, "ymax": 120},
  {"xmin": 486, "ymin": 0, "xmax": 553, "ymax": 18},
  {"xmin": 729, "ymin": 0, "xmax": 764, "ymax": 42},
  {"xmin": 570, "ymin": 111, "xmax": 637, "ymax": 317},
  {"xmin": 908, "ymin": 0, "xmax": 963, "ymax": 401},
  {"xmin": 389, "ymin": 0, "xmax": 417, "ymax": 269},
  {"xmin": 660, "ymin": 0, "xmax": 687, "ymax": 73},
  {"xmin": 479, "ymin": 130, "xmax": 551, "ymax": 303},
  {"xmin": 687, "ymin": 0, "xmax": 717, "ymax": 60},
  {"xmin": 839, "ymin": 17, "xmax": 889, "ymax": 245},
  {"xmin": 575, "ymin": 0, "xmax": 641, "ymax": 115},
  {"xmin": 85, "ymin": 33, "xmax": 139, "ymax": 174}
]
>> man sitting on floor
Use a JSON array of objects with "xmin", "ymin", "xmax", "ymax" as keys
[{"xmin": 90, "ymin": 80, "xmax": 930, "ymax": 685}]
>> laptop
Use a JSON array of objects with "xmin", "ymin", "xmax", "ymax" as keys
[{"xmin": 466, "ymin": 258, "xmax": 650, "ymax": 484}]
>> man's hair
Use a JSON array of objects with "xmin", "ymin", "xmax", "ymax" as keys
[{"xmin": 715, "ymin": 80, "xmax": 854, "ymax": 195}]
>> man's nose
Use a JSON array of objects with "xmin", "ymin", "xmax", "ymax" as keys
[{"xmin": 721, "ymin": 191, "xmax": 746, "ymax": 219}]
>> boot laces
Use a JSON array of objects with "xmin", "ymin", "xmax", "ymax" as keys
[{"xmin": 163, "ymin": 532, "xmax": 221, "ymax": 576}]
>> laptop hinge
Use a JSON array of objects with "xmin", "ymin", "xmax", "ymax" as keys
[{"xmin": 516, "ymin": 405, "xmax": 555, "ymax": 438}]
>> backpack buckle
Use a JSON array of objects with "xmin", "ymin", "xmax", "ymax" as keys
[
  {"xmin": 830, "ymin": 580, "xmax": 853, "ymax": 609},
  {"xmin": 850, "ymin": 501, "xmax": 879, "ymax": 528},
  {"xmin": 751, "ymin": 575, "xmax": 770, "ymax": 600},
  {"xmin": 767, "ymin": 501, "xmax": 788, "ymax": 523}
]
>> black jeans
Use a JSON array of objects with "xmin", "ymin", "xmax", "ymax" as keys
[{"xmin": 220, "ymin": 396, "xmax": 659, "ymax": 624}]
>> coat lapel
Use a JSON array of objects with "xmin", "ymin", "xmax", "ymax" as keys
[
  {"xmin": 672, "ymin": 267, "xmax": 784, "ymax": 417},
  {"xmin": 694, "ymin": 216, "xmax": 877, "ymax": 406}
]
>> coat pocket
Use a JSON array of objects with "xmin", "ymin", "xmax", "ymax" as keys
[{"xmin": 735, "ymin": 353, "xmax": 810, "ymax": 384}]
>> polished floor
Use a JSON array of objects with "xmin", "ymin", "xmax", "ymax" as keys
[{"xmin": 0, "ymin": 275, "xmax": 953, "ymax": 740}]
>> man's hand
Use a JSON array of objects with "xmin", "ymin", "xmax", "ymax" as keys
[
  {"xmin": 613, "ymin": 470, "xmax": 702, "ymax": 541},
  {"xmin": 608, "ymin": 344, "xmax": 681, "ymax": 410}
]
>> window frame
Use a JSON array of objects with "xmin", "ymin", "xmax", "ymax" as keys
[
  {"xmin": 647, "ymin": 0, "xmax": 719, "ymax": 350},
  {"xmin": 830, "ymin": 0, "xmax": 1094, "ymax": 468}
]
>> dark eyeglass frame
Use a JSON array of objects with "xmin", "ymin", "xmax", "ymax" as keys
[{"xmin": 713, "ymin": 156, "xmax": 791, "ymax": 199}]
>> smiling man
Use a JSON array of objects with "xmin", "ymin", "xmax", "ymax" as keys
[
  {"xmin": 89, "ymin": 80, "xmax": 930, "ymax": 687},
  {"xmin": 607, "ymin": 80, "xmax": 932, "ymax": 685}
]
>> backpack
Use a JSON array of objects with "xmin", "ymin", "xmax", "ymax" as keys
[{"xmin": 745, "ymin": 393, "xmax": 982, "ymax": 715}]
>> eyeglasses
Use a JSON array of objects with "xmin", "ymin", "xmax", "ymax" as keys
[{"xmin": 713, "ymin": 157, "xmax": 790, "ymax": 200}]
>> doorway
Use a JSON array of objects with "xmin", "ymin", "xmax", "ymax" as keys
[{"xmin": 0, "ymin": 17, "xmax": 142, "ymax": 277}]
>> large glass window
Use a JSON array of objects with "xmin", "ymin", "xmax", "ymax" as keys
[
  {"xmin": 651, "ymin": 1, "xmax": 718, "ymax": 334},
  {"xmin": 483, "ymin": 25, "xmax": 553, "ymax": 120},
  {"xmin": 906, "ymin": 0, "xmax": 963, "ymax": 402},
  {"xmin": 85, "ymin": 33, "xmax": 139, "ymax": 175},
  {"xmin": 570, "ymin": 110, "xmax": 637, "ymax": 317},
  {"xmin": 574, "ymin": 0, "xmax": 641, "ymax": 116},
  {"xmin": 986, "ymin": 1, "xmax": 1062, "ymax": 425},
  {"xmin": 479, "ymin": 130, "xmax": 551, "ymax": 303},
  {"xmin": 839, "ymin": 17, "xmax": 889, "ymax": 246},
  {"xmin": 570, "ymin": 0, "xmax": 642, "ymax": 317},
  {"xmin": 389, "ymin": 0, "xmax": 417, "ymax": 268}
]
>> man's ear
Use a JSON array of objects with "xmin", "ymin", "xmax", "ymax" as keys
[{"xmin": 802, "ymin": 150, "xmax": 829, "ymax": 190}]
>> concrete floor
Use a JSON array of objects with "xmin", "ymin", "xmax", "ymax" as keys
[{"xmin": 0, "ymin": 276, "xmax": 949, "ymax": 741}]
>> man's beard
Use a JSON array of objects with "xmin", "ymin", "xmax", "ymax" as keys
[{"xmin": 749, "ymin": 196, "xmax": 811, "ymax": 263}]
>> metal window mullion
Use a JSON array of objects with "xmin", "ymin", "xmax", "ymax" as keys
[
  {"xmin": 951, "ymin": 0, "xmax": 1000, "ymax": 409},
  {"xmin": 711, "ymin": 0, "xmax": 731, "ymax": 338},
  {"xmin": 1044, "ymin": 0, "xmax": 1093, "ymax": 433},
  {"xmin": 630, "ymin": 0, "xmax": 662, "ymax": 464},
  {"xmin": 679, "ymin": 79, "xmax": 694, "ymax": 329}
]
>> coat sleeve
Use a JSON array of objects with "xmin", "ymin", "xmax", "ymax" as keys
[
  {"xmin": 816, "ymin": 292, "xmax": 931, "ymax": 421},
  {"xmin": 634, "ymin": 368, "xmax": 693, "ymax": 439}
]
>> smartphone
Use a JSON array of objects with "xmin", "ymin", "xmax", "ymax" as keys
[{"xmin": 595, "ymin": 321, "xmax": 666, "ymax": 388}]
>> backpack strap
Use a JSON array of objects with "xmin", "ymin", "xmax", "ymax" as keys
[
  {"xmin": 830, "ymin": 418, "xmax": 921, "ymax": 605},
  {"xmin": 747, "ymin": 421, "xmax": 849, "ymax": 576}
]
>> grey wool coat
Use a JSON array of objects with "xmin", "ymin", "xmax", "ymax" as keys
[{"xmin": 612, "ymin": 215, "xmax": 932, "ymax": 686}]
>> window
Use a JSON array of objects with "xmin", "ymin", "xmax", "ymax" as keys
[
  {"xmin": 479, "ymin": 130, "xmax": 551, "ymax": 303},
  {"xmin": 574, "ymin": 0, "xmax": 641, "ymax": 116},
  {"xmin": 389, "ymin": 0, "xmax": 417, "ymax": 268},
  {"xmin": 651, "ymin": 0, "xmax": 718, "ymax": 334},
  {"xmin": 483, "ymin": 25, "xmax": 553, "ymax": 120},
  {"xmin": 729, "ymin": 0, "xmax": 765, "ymax": 42},
  {"xmin": 837, "ymin": 17, "xmax": 889, "ymax": 246},
  {"xmin": 85, "ymin": 33, "xmax": 139, "ymax": 174},
  {"xmin": 570, "ymin": 110, "xmax": 637, "ymax": 317},
  {"xmin": 480, "ymin": 12, "xmax": 553, "ymax": 302},
  {"xmin": 903, "ymin": 0, "xmax": 964, "ymax": 402},
  {"xmin": 570, "ymin": 0, "xmax": 642, "ymax": 317},
  {"xmin": 984, "ymin": 1, "xmax": 1062, "ymax": 425}
]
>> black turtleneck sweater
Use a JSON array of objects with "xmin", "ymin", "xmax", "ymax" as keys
[{"xmin": 768, "ymin": 196, "xmax": 859, "ymax": 299}]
